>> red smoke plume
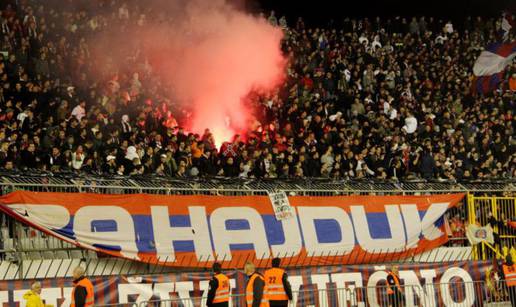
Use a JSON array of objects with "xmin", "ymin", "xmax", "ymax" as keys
[{"xmin": 90, "ymin": 0, "xmax": 286, "ymax": 148}]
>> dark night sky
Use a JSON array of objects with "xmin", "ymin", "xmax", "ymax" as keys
[{"xmin": 254, "ymin": 0, "xmax": 514, "ymax": 27}]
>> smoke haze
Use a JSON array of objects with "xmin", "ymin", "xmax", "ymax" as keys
[{"xmin": 89, "ymin": 0, "xmax": 286, "ymax": 147}]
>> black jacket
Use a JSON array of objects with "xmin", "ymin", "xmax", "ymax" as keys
[
  {"xmin": 72, "ymin": 276, "xmax": 87, "ymax": 307},
  {"xmin": 269, "ymin": 271, "xmax": 293, "ymax": 304},
  {"xmin": 206, "ymin": 276, "xmax": 229, "ymax": 307},
  {"xmin": 248, "ymin": 273, "xmax": 265, "ymax": 307}
]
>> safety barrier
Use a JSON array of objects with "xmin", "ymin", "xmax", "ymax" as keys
[
  {"xmin": 0, "ymin": 173, "xmax": 513, "ymax": 196},
  {"xmin": 0, "ymin": 177, "xmax": 515, "ymax": 279},
  {"xmin": 123, "ymin": 281, "xmax": 515, "ymax": 307},
  {"xmin": 468, "ymin": 194, "xmax": 516, "ymax": 261}
]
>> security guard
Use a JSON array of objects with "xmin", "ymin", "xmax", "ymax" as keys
[
  {"xmin": 245, "ymin": 262, "xmax": 269, "ymax": 307},
  {"xmin": 502, "ymin": 255, "xmax": 516, "ymax": 306},
  {"xmin": 264, "ymin": 258, "xmax": 292, "ymax": 307},
  {"xmin": 71, "ymin": 266, "xmax": 94, "ymax": 307},
  {"xmin": 386, "ymin": 266, "xmax": 404, "ymax": 307},
  {"xmin": 207, "ymin": 262, "xmax": 230, "ymax": 307}
]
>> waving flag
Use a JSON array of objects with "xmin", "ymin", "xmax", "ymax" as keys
[
  {"xmin": 466, "ymin": 224, "xmax": 495, "ymax": 245},
  {"xmin": 472, "ymin": 41, "xmax": 516, "ymax": 94}
]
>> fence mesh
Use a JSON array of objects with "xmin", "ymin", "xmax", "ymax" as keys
[
  {"xmin": 468, "ymin": 195, "xmax": 516, "ymax": 261},
  {"xmin": 0, "ymin": 177, "xmax": 515, "ymax": 280}
]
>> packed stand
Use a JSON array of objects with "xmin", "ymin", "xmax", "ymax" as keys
[{"xmin": 0, "ymin": 1, "xmax": 515, "ymax": 180}]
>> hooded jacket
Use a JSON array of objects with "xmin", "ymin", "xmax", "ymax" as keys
[{"xmin": 23, "ymin": 290, "xmax": 52, "ymax": 307}]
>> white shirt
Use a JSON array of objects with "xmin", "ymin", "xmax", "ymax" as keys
[
  {"xmin": 344, "ymin": 69, "xmax": 351, "ymax": 82},
  {"xmin": 403, "ymin": 116, "xmax": 418, "ymax": 134},
  {"xmin": 71, "ymin": 152, "xmax": 85, "ymax": 170},
  {"xmin": 321, "ymin": 153, "xmax": 334, "ymax": 167},
  {"xmin": 383, "ymin": 101, "xmax": 391, "ymax": 114},
  {"xmin": 389, "ymin": 108, "xmax": 398, "ymax": 120},
  {"xmin": 357, "ymin": 160, "xmax": 375, "ymax": 175},
  {"xmin": 17, "ymin": 112, "xmax": 28, "ymax": 124},
  {"xmin": 71, "ymin": 105, "xmax": 86, "ymax": 121}
]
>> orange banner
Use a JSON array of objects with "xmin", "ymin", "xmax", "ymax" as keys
[{"xmin": 0, "ymin": 191, "xmax": 465, "ymax": 267}]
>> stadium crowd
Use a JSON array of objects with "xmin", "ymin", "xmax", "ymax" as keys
[{"xmin": 0, "ymin": 0, "xmax": 515, "ymax": 181}]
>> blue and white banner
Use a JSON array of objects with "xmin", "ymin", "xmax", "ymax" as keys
[
  {"xmin": 0, "ymin": 191, "xmax": 465, "ymax": 267},
  {"xmin": 472, "ymin": 41, "xmax": 516, "ymax": 93}
]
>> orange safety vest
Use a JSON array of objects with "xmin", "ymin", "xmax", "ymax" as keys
[
  {"xmin": 246, "ymin": 273, "xmax": 269, "ymax": 307},
  {"xmin": 213, "ymin": 273, "xmax": 230, "ymax": 303},
  {"xmin": 71, "ymin": 277, "xmax": 94, "ymax": 307},
  {"xmin": 386, "ymin": 271, "xmax": 402, "ymax": 294},
  {"xmin": 509, "ymin": 77, "xmax": 516, "ymax": 92},
  {"xmin": 503, "ymin": 264, "xmax": 516, "ymax": 287},
  {"xmin": 264, "ymin": 268, "xmax": 289, "ymax": 301}
]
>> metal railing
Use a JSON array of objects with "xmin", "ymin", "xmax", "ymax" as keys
[
  {"xmin": 0, "ymin": 171, "xmax": 514, "ymax": 196},
  {"xmin": 0, "ymin": 175, "xmax": 514, "ymax": 280},
  {"xmin": 468, "ymin": 194, "xmax": 516, "ymax": 261},
  {"xmin": 92, "ymin": 280, "xmax": 515, "ymax": 307},
  {"xmin": 0, "ymin": 246, "xmax": 474, "ymax": 280}
]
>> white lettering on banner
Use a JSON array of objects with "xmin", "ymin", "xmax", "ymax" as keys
[
  {"xmin": 0, "ymin": 267, "xmax": 481, "ymax": 306},
  {"xmin": 153, "ymin": 282, "xmax": 174, "ymax": 300},
  {"xmin": 0, "ymin": 291, "xmax": 8, "ymax": 305},
  {"xmin": 331, "ymin": 272, "xmax": 365, "ymax": 307},
  {"xmin": 151, "ymin": 206, "xmax": 212, "ymax": 261},
  {"xmin": 402, "ymin": 204, "xmax": 424, "ymax": 248},
  {"xmin": 118, "ymin": 284, "xmax": 153, "ymax": 304},
  {"xmin": 287, "ymin": 275, "xmax": 304, "ymax": 307},
  {"xmin": 153, "ymin": 282, "xmax": 196, "ymax": 302},
  {"xmin": 41, "ymin": 288, "xmax": 63, "ymax": 307},
  {"xmin": 270, "ymin": 216, "xmax": 302, "ymax": 257},
  {"xmin": 7, "ymin": 201, "xmax": 454, "ymax": 262},
  {"xmin": 400, "ymin": 269, "xmax": 437, "ymax": 307},
  {"xmin": 211, "ymin": 207, "xmax": 269, "ymax": 259},
  {"xmin": 200, "ymin": 280, "xmax": 210, "ymax": 303},
  {"xmin": 366, "ymin": 270, "xmax": 389, "ymax": 306},
  {"xmin": 401, "ymin": 203, "xmax": 450, "ymax": 248},
  {"xmin": 297, "ymin": 206, "xmax": 355, "ymax": 256},
  {"xmin": 351, "ymin": 205, "xmax": 406, "ymax": 252},
  {"xmin": 13, "ymin": 290, "xmax": 26, "ymax": 307},
  {"xmin": 440, "ymin": 268, "xmax": 475, "ymax": 307},
  {"xmin": 174, "ymin": 281, "xmax": 195, "ymax": 301},
  {"xmin": 365, "ymin": 267, "xmax": 474, "ymax": 307},
  {"xmin": 229, "ymin": 279, "xmax": 236, "ymax": 307},
  {"xmin": 311, "ymin": 274, "xmax": 331, "ymax": 306},
  {"xmin": 62, "ymin": 287, "xmax": 73, "ymax": 307},
  {"xmin": 74, "ymin": 206, "xmax": 139, "ymax": 259}
]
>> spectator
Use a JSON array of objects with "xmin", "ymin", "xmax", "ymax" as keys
[
  {"xmin": 420, "ymin": 147, "xmax": 437, "ymax": 179},
  {"xmin": 20, "ymin": 143, "xmax": 37, "ymax": 169},
  {"xmin": 402, "ymin": 112, "xmax": 418, "ymax": 134},
  {"xmin": 71, "ymin": 101, "xmax": 86, "ymax": 121},
  {"xmin": 0, "ymin": 2, "xmax": 513, "ymax": 183},
  {"xmin": 71, "ymin": 145, "xmax": 85, "ymax": 170},
  {"xmin": 23, "ymin": 282, "xmax": 52, "ymax": 307}
]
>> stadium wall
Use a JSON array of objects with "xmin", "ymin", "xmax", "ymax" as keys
[{"xmin": 0, "ymin": 260, "xmax": 491, "ymax": 306}]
